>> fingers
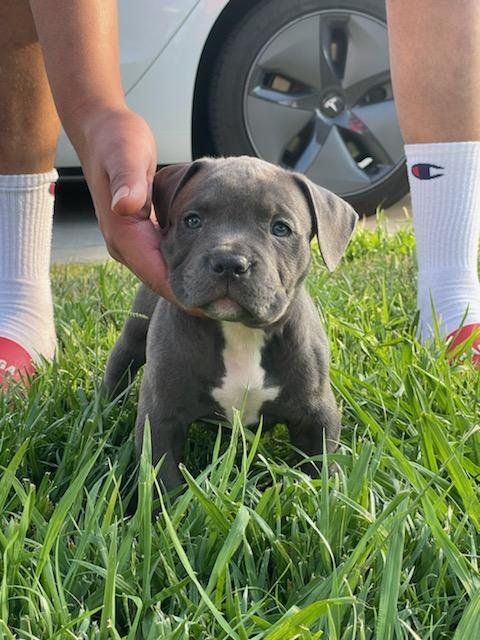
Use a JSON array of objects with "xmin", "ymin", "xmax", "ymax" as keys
[
  {"xmin": 108, "ymin": 147, "xmax": 153, "ymax": 218},
  {"xmin": 105, "ymin": 214, "xmax": 175, "ymax": 300},
  {"xmin": 83, "ymin": 108, "xmax": 155, "ymax": 219},
  {"xmin": 77, "ymin": 107, "xmax": 199, "ymax": 306}
]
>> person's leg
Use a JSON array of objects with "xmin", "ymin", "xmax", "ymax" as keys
[
  {"xmin": 387, "ymin": 0, "xmax": 480, "ymax": 350},
  {"xmin": 0, "ymin": 0, "xmax": 60, "ymax": 382}
]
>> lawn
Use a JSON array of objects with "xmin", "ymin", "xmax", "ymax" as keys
[{"xmin": 0, "ymin": 222, "xmax": 479, "ymax": 639}]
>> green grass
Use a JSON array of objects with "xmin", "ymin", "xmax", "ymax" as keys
[{"xmin": 0, "ymin": 221, "xmax": 479, "ymax": 639}]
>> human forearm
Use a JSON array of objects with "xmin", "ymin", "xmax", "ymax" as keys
[{"xmin": 29, "ymin": 0, "xmax": 126, "ymax": 147}]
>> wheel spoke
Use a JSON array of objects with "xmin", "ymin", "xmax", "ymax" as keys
[
  {"xmin": 350, "ymin": 101, "xmax": 404, "ymax": 165},
  {"xmin": 249, "ymin": 85, "xmax": 320, "ymax": 112},
  {"xmin": 256, "ymin": 15, "xmax": 323, "ymax": 91},
  {"xmin": 298, "ymin": 127, "xmax": 371, "ymax": 193},
  {"xmin": 245, "ymin": 94, "xmax": 314, "ymax": 164},
  {"xmin": 287, "ymin": 117, "xmax": 333, "ymax": 173},
  {"xmin": 335, "ymin": 109, "xmax": 392, "ymax": 167},
  {"xmin": 341, "ymin": 14, "xmax": 390, "ymax": 91},
  {"xmin": 318, "ymin": 13, "xmax": 350, "ymax": 88},
  {"xmin": 344, "ymin": 70, "xmax": 391, "ymax": 108}
]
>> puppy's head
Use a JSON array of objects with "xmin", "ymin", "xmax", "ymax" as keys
[{"xmin": 153, "ymin": 156, "xmax": 357, "ymax": 327}]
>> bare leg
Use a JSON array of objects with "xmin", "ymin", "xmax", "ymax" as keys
[
  {"xmin": 387, "ymin": 0, "xmax": 480, "ymax": 143},
  {"xmin": 0, "ymin": 1, "xmax": 60, "ymax": 384},
  {"xmin": 387, "ymin": 1, "xmax": 480, "ymax": 352},
  {"xmin": 0, "ymin": 0, "xmax": 60, "ymax": 173}
]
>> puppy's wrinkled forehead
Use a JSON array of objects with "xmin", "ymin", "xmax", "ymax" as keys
[{"xmin": 172, "ymin": 158, "xmax": 309, "ymax": 225}]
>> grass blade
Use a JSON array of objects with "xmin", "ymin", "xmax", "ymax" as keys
[
  {"xmin": 453, "ymin": 587, "xmax": 480, "ymax": 640},
  {"xmin": 158, "ymin": 490, "xmax": 240, "ymax": 639},
  {"xmin": 34, "ymin": 439, "xmax": 105, "ymax": 580},
  {"xmin": 100, "ymin": 522, "xmax": 118, "ymax": 637},
  {"xmin": 264, "ymin": 598, "xmax": 353, "ymax": 640},
  {"xmin": 375, "ymin": 498, "xmax": 408, "ymax": 640}
]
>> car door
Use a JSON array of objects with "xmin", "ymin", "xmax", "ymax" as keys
[{"xmin": 55, "ymin": 0, "xmax": 200, "ymax": 167}]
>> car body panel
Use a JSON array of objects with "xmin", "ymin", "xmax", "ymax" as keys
[
  {"xmin": 55, "ymin": 0, "xmax": 231, "ymax": 167},
  {"xmin": 120, "ymin": 0, "xmax": 199, "ymax": 93}
]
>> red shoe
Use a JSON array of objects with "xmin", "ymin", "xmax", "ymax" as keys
[
  {"xmin": 446, "ymin": 323, "xmax": 480, "ymax": 366},
  {"xmin": 0, "ymin": 337, "xmax": 35, "ymax": 388}
]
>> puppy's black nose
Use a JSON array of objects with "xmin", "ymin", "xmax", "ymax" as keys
[{"xmin": 209, "ymin": 252, "xmax": 251, "ymax": 277}]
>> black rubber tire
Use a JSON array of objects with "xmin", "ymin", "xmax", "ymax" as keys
[{"xmin": 208, "ymin": 0, "xmax": 408, "ymax": 216}]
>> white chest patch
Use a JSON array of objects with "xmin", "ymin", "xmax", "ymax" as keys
[{"xmin": 212, "ymin": 322, "xmax": 280, "ymax": 425}]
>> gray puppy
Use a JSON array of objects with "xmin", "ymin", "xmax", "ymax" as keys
[{"xmin": 105, "ymin": 156, "xmax": 357, "ymax": 490}]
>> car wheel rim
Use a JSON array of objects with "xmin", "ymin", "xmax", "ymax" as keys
[{"xmin": 243, "ymin": 9, "xmax": 405, "ymax": 198}]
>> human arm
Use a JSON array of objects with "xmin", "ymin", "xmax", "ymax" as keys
[{"xmin": 29, "ymin": 0, "xmax": 174, "ymax": 298}]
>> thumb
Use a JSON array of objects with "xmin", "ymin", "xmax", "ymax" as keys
[{"xmin": 111, "ymin": 175, "xmax": 151, "ymax": 218}]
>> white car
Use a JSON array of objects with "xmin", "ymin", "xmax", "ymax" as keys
[{"xmin": 56, "ymin": 0, "xmax": 407, "ymax": 214}]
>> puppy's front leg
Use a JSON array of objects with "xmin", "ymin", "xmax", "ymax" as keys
[
  {"xmin": 136, "ymin": 412, "xmax": 188, "ymax": 491},
  {"xmin": 287, "ymin": 395, "xmax": 341, "ymax": 476}
]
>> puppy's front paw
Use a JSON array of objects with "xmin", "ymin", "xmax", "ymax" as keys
[{"xmin": 299, "ymin": 458, "xmax": 339, "ymax": 479}]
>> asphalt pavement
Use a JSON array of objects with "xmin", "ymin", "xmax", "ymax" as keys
[{"xmin": 51, "ymin": 179, "xmax": 412, "ymax": 265}]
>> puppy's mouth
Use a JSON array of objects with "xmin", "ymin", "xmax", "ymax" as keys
[
  {"xmin": 202, "ymin": 297, "xmax": 247, "ymax": 322},
  {"xmin": 172, "ymin": 275, "xmax": 289, "ymax": 326}
]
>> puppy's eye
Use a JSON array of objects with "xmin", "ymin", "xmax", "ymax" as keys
[
  {"xmin": 184, "ymin": 212, "xmax": 202, "ymax": 229},
  {"xmin": 271, "ymin": 220, "xmax": 292, "ymax": 237}
]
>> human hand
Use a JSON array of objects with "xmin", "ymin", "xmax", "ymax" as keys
[{"xmin": 74, "ymin": 106, "xmax": 176, "ymax": 301}]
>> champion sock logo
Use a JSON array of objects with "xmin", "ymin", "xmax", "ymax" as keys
[{"xmin": 411, "ymin": 163, "xmax": 444, "ymax": 180}]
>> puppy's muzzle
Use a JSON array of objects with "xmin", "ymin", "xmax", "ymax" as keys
[{"xmin": 207, "ymin": 250, "xmax": 253, "ymax": 279}]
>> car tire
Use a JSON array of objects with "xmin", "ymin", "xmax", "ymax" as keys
[{"xmin": 208, "ymin": 0, "xmax": 408, "ymax": 215}]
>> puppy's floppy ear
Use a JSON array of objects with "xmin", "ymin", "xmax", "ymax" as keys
[
  {"xmin": 152, "ymin": 159, "xmax": 208, "ymax": 232},
  {"xmin": 292, "ymin": 172, "xmax": 358, "ymax": 271}
]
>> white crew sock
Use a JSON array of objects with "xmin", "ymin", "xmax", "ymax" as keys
[
  {"xmin": 406, "ymin": 141, "xmax": 480, "ymax": 341},
  {"xmin": 0, "ymin": 170, "xmax": 58, "ymax": 362}
]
